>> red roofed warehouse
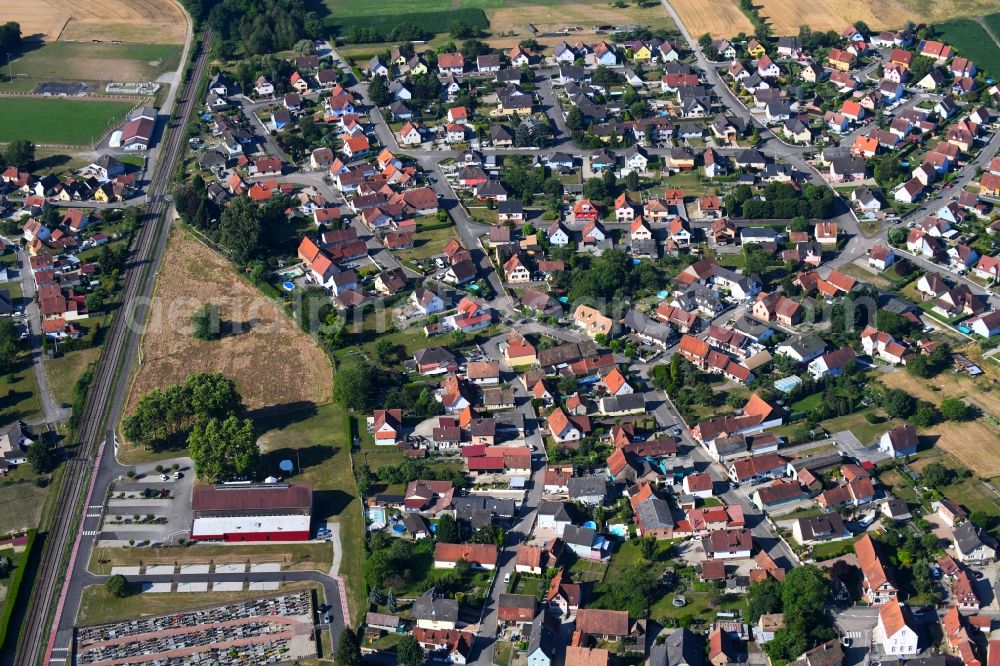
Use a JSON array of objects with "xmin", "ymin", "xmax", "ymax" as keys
[{"xmin": 190, "ymin": 483, "xmax": 313, "ymax": 542}]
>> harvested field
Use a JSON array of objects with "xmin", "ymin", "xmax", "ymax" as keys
[
  {"xmin": 49, "ymin": 0, "xmax": 187, "ymax": 43},
  {"xmin": 487, "ymin": 0, "xmax": 677, "ymax": 45},
  {"xmin": 755, "ymin": 0, "xmax": 1000, "ymax": 34},
  {"xmin": 668, "ymin": 0, "xmax": 753, "ymax": 39},
  {"xmin": 7, "ymin": 42, "xmax": 180, "ymax": 84},
  {"xmin": 125, "ymin": 227, "xmax": 332, "ymax": 420},
  {"xmin": 0, "ymin": 0, "xmax": 67, "ymax": 41}
]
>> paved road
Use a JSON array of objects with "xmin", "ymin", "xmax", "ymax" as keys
[{"xmin": 8, "ymin": 241, "xmax": 70, "ymax": 425}]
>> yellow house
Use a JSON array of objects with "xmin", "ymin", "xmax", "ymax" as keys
[
  {"xmin": 632, "ymin": 44, "xmax": 653, "ymax": 61},
  {"xmin": 92, "ymin": 186, "xmax": 111, "ymax": 203},
  {"xmin": 573, "ymin": 304, "xmax": 613, "ymax": 338},
  {"xmin": 409, "ymin": 61, "xmax": 428, "ymax": 76},
  {"xmin": 503, "ymin": 331, "xmax": 537, "ymax": 367},
  {"xmin": 747, "ymin": 39, "xmax": 766, "ymax": 59}
]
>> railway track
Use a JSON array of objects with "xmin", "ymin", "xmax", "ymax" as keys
[{"xmin": 12, "ymin": 31, "xmax": 214, "ymax": 666}]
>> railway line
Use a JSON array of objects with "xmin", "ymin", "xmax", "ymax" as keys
[{"xmin": 12, "ymin": 31, "xmax": 214, "ymax": 666}]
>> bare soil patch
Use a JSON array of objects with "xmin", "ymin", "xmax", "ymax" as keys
[
  {"xmin": 50, "ymin": 0, "xmax": 187, "ymax": 43},
  {"xmin": 126, "ymin": 228, "xmax": 332, "ymax": 417},
  {"xmin": 668, "ymin": 0, "xmax": 753, "ymax": 39}
]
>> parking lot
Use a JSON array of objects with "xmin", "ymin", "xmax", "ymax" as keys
[{"xmin": 97, "ymin": 456, "xmax": 194, "ymax": 546}]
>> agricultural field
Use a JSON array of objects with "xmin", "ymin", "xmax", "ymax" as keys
[
  {"xmin": 880, "ymin": 370, "xmax": 1000, "ymax": 477},
  {"xmin": 935, "ymin": 17, "xmax": 1000, "ymax": 76},
  {"xmin": 669, "ymin": 0, "xmax": 753, "ymax": 39},
  {"xmin": 0, "ymin": 97, "xmax": 133, "ymax": 145},
  {"xmin": 0, "ymin": 0, "xmax": 188, "ymax": 44},
  {"xmin": 122, "ymin": 228, "xmax": 333, "ymax": 455},
  {"xmin": 5, "ymin": 42, "xmax": 181, "ymax": 87},
  {"xmin": 755, "ymin": 0, "xmax": 914, "ymax": 35},
  {"xmin": 328, "ymin": 0, "xmax": 676, "ymax": 50}
]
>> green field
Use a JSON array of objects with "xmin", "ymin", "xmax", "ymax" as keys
[
  {"xmin": 985, "ymin": 13, "xmax": 1000, "ymax": 48},
  {"xmin": 324, "ymin": 0, "xmax": 491, "ymax": 34},
  {"xmin": 0, "ymin": 98, "xmax": 134, "ymax": 145},
  {"xmin": 4, "ymin": 42, "xmax": 180, "ymax": 85},
  {"xmin": 935, "ymin": 17, "xmax": 1000, "ymax": 77}
]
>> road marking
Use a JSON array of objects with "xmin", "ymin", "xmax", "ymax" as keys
[{"xmin": 82, "ymin": 530, "xmax": 97, "ymax": 536}]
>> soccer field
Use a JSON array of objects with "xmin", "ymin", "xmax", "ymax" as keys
[{"xmin": 0, "ymin": 98, "xmax": 134, "ymax": 145}]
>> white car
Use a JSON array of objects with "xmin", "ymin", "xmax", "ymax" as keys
[{"xmin": 503, "ymin": 572, "xmax": 511, "ymax": 584}]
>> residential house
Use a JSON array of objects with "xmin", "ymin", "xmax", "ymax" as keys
[{"xmin": 875, "ymin": 598, "xmax": 919, "ymax": 656}]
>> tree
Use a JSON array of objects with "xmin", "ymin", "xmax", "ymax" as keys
[
  {"xmin": 333, "ymin": 361, "xmax": 381, "ymax": 411},
  {"xmin": 747, "ymin": 578, "xmax": 783, "ymax": 622},
  {"xmin": 911, "ymin": 404, "xmax": 938, "ymax": 428},
  {"xmin": 106, "ymin": 574, "xmax": 130, "ymax": 598},
  {"xmin": 26, "ymin": 438, "xmax": 60, "ymax": 474},
  {"xmin": 187, "ymin": 415, "xmax": 259, "ymax": 482},
  {"xmin": 374, "ymin": 338, "xmax": 399, "ymax": 367},
  {"xmin": 218, "ymin": 196, "xmax": 264, "ymax": 264},
  {"xmin": 566, "ymin": 105, "xmax": 585, "ymax": 131},
  {"xmin": 921, "ymin": 462, "xmax": 952, "ymax": 488},
  {"xmin": 4, "ymin": 139, "xmax": 34, "ymax": 169},
  {"xmin": 368, "ymin": 75, "xmax": 392, "ymax": 106},
  {"xmin": 887, "ymin": 227, "xmax": 907, "ymax": 246},
  {"xmin": 436, "ymin": 514, "xmax": 461, "ymax": 543},
  {"xmin": 882, "ymin": 389, "xmax": 916, "ymax": 418},
  {"xmin": 337, "ymin": 627, "xmax": 363, "ymax": 666},
  {"xmin": 626, "ymin": 170, "xmax": 640, "ymax": 191},
  {"xmin": 396, "ymin": 634, "xmax": 424, "ymax": 666},
  {"xmin": 0, "ymin": 318, "xmax": 18, "ymax": 375},
  {"xmin": 640, "ymin": 536, "xmax": 657, "ymax": 562},
  {"xmin": 0, "ymin": 22, "xmax": 22, "ymax": 56},
  {"xmin": 192, "ymin": 303, "xmax": 221, "ymax": 341},
  {"xmin": 186, "ymin": 372, "xmax": 242, "ymax": 419},
  {"xmin": 940, "ymin": 397, "xmax": 973, "ymax": 421}
]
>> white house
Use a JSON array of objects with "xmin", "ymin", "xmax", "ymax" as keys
[
  {"xmin": 536, "ymin": 501, "xmax": 573, "ymax": 536},
  {"xmin": 953, "ymin": 522, "xmax": 996, "ymax": 564},
  {"xmin": 875, "ymin": 599, "xmax": 919, "ymax": 657},
  {"xmin": 878, "ymin": 424, "xmax": 917, "ymax": 458}
]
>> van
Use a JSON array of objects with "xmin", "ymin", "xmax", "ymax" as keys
[{"xmin": 503, "ymin": 572, "xmax": 511, "ymax": 585}]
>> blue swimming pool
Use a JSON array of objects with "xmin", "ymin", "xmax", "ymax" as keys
[
  {"xmin": 282, "ymin": 281, "xmax": 296, "ymax": 291},
  {"xmin": 392, "ymin": 523, "xmax": 406, "ymax": 534},
  {"xmin": 368, "ymin": 507, "xmax": 387, "ymax": 530},
  {"xmin": 609, "ymin": 524, "xmax": 627, "ymax": 537}
]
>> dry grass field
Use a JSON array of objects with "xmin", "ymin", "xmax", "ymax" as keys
[
  {"xmin": 668, "ymin": 0, "xmax": 754, "ymax": 38},
  {"xmin": 485, "ymin": 0, "xmax": 677, "ymax": 48},
  {"xmin": 881, "ymin": 370, "xmax": 1000, "ymax": 476},
  {"xmin": 125, "ymin": 228, "xmax": 332, "ymax": 418},
  {"xmin": 1, "ymin": 0, "xmax": 187, "ymax": 44},
  {"xmin": 755, "ymin": 0, "xmax": 913, "ymax": 35}
]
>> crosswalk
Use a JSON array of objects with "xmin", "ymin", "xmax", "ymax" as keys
[{"xmin": 82, "ymin": 530, "xmax": 97, "ymax": 536}]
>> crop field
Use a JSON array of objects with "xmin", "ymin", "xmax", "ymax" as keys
[
  {"xmin": 0, "ymin": 97, "xmax": 133, "ymax": 145},
  {"xmin": 754, "ymin": 0, "xmax": 914, "ymax": 35},
  {"xmin": 935, "ymin": 18, "xmax": 1000, "ymax": 76},
  {"xmin": 328, "ymin": 0, "xmax": 676, "ymax": 48},
  {"xmin": 0, "ymin": 0, "xmax": 67, "ymax": 40},
  {"xmin": 123, "ymin": 228, "xmax": 332, "ymax": 441},
  {"xmin": 669, "ymin": 0, "xmax": 753, "ymax": 39},
  {"xmin": 7, "ymin": 42, "xmax": 180, "ymax": 85},
  {"xmin": 54, "ymin": 0, "xmax": 186, "ymax": 43}
]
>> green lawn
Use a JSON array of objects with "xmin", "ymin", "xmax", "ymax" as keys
[
  {"xmin": 809, "ymin": 536, "xmax": 860, "ymax": 561},
  {"xmin": 0, "ymin": 358, "xmax": 42, "ymax": 423},
  {"xmin": 820, "ymin": 409, "xmax": 900, "ymax": 447},
  {"xmin": 255, "ymin": 403, "xmax": 366, "ymax": 622},
  {"xmin": 0, "ymin": 476, "xmax": 47, "ymax": 536},
  {"xmin": 0, "ymin": 98, "xmax": 134, "ymax": 145},
  {"xmin": 45, "ymin": 347, "xmax": 101, "ymax": 407},
  {"xmin": 393, "ymin": 224, "xmax": 458, "ymax": 268},
  {"xmin": 791, "ymin": 391, "xmax": 823, "ymax": 413}
]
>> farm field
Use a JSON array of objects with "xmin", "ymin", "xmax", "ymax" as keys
[
  {"xmin": 328, "ymin": 0, "xmax": 676, "ymax": 49},
  {"xmin": 0, "ymin": 0, "xmax": 66, "ymax": 41},
  {"xmin": 1, "ymin": 0, "xmax": 188, "ymax": 44},
  {"xmin": 669, "ymin": 0, "xmax": 753, "ymax": 39},
  {"xmin": 121, "ymin": 228, "xmax": 332, "ymax": 460},
  {"xmin": 935, "ymin": 18, "xmax": 1000, "ymax": 76},
  {"xmin": 6, "ymin": 42, "xmax": 180, "ymax": 86},
  {"xmin": 755, "ymin": 0, "xmax": 914, "ymax": 35},
  {"xmin": 0, "ymin": 97, "xmax": 133, "ymax": 145}
]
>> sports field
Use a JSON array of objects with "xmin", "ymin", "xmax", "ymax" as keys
[
  {"xmin": 0, "ymin": 97, "xmax": 133, "ymax": 145},
  {"xmin": 7, "ymin": 42, "xmax": 180, "ymax": 84}
]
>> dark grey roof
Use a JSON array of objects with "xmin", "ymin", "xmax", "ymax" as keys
[
  {"xmin": 650, "ymin": 627, "xmax": 703, "ymax": 666},
  {"xmin": 413, "ymin": 346, "xmax": 455, "ymax": 365},
  {"xmin": 497, "ymin": 199, "xmax": 523, "ymax": 215},
  {"xmin": 953, "ymin": 521, "xmax": 992, "ymax": 554},
  {"xmin": 451, "ymin": 495, "xmax": 516, "ymax": 518},
  {"xmin": 476, "ymin": 180, "xmax": 508, "ymax": 197},
  {"xmin": 410, "ymin": 588, "xmax": 459, "ymax": 624},
  {"xmin": 796, "ymin": 512, "xmax": 847, "ymax": 541},
  {"xmin": 622, "ymin": 309, "xmax": 673, "ymax": 343},
  {"xmin": 600, "ymin": 394, "xmax": 646, "ymax": 413},
  {"xmin": 636, "ymin": 497, "xmax": 674, "ymax": 530},
  {"xmin": 779, "ymin": 333, "xmax": 826, "ymax": 358},
  {"xmin": 567, "ymin": 476, "xmax": 607, "ymax": 498},
  {"xmin": 538, "ymin": 500, "xmax": 573, "ymax": 522},
  {"xmin": 527, "ymin": 610, "xmax": 560, "ymax": 659},
  {"xmin": 562, "ymin": 524, "xmax": 596, "ymax": 547}
]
